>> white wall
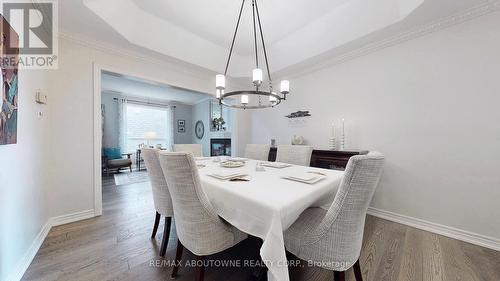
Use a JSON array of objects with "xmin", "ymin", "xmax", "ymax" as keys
[
  {"xmin": 248, "ymin": 11, "xmax": 500, "ymax": 240},
  {"xmin": 0, "ymin": 69, "xmax": 51, "ymax": 281},
  {"xmin": 233, "ymin": 109, "xmax": 251, "ymax": 157}
]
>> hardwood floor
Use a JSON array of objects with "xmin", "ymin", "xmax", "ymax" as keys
[{"xmin": 23, "ymin": 174, "xmax": 500, "ymax": 281}]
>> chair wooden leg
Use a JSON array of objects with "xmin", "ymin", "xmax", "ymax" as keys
[
  {"xmin": 160, "ymin": 217, "xmax": 172, "ymax": 257},
  {"xmin": 195, "ymin": 256, "xmax": 205, "ymax": 281},
  {"xmin": 151, "ymin": 212, "xmax": 161, "ymax": 239},
  {"xmin": 129, "ymin": 165, "xmax": 132, "ymax": 172},
  {"xmin": 334, "ymin": 271, "xmax": 345, "ymax": 281},
  {"xmin": 353, "ymin": 259, "xmax": 363, "ymax": 281},
  {"xmin": 171, "ymin": 239, "xmax": 184, "ymax": 279}
]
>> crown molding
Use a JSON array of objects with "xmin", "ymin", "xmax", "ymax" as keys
[
  {"xmin": 57, "ymin": 31, "xmax": 216, "ymax": 80},
  {"xmin": 277, "ymin": 0, "xmax": 500, "ymax": 79}
]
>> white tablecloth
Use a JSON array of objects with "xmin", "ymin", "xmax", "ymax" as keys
[{"xmin": 197, "ymin": 158, "xmax": 344, "ymax": 281}]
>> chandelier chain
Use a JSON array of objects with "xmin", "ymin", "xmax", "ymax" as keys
[
  {"xmin": 224, "ymin": 0, "xmax": 246, "ymax": 75},
  {"xmin": 252, "ymin": 0, "xmax": 259, "ymax": 68},
  {"xmin": 254, "ymin": 0, "xmax": 272, "ymax": 83}
]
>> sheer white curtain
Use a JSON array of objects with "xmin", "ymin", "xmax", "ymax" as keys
[
  {"xmin": 117, "ymin": 98, "xmax": 128, "ymax": 152},
  {"xmin": 167, "ymin": 106, "xmax": 174, "ymax": 149}
]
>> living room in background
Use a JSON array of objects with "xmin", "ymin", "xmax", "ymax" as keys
[{"xmin": 99, "ymin": 68, "xmax": 216, "ymax": 179}]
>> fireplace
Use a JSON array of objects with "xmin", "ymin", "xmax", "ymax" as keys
[{"xmin": 210, "ymin": 138, "xmax": 231, "ymax": 156}]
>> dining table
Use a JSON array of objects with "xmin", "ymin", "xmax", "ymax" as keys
[{"xmin": 195, "ymin": 157, "xmax": 345, "ymax": 281}]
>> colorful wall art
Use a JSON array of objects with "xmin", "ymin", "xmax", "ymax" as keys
[{"xmin": 0, "ymin": 16, "xmax": 19, "ymax": 145}]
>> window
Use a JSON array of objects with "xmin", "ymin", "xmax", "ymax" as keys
[{"xmin": 125, "ymin": 103, "xmax": 173, "ymax": 153}]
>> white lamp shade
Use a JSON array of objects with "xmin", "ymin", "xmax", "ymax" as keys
[
  {"xmin": 216, "ymin": 74, "xmax": 225, "ymax": 89},
  {"xmin": 241, "ymin": 94, "xmax": 249, "ymax": 104},
  {"xmin": 252, "ymin": 68, "xmax": 263, "ymax": 85},
  {"xmin": 280, "ymin": 80, "xmax": 289, "ymax": 93},
  {"xmin": 144, "ymin": 131, "xmax": 158, "ymax": 139}
]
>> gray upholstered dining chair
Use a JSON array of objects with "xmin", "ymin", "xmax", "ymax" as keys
[
  {"xmin": 244, "ymin": 144, "xmax": 271, "ymax": 161},
  {"xmin": 172, "ymin": 144, "xmax": 203, "ymax": 157},
  {"xmin": 158, "ymin": 152, "xmax": 248, "ymax": 281},
  {"xmin": 141, "ymin": 148, "xmax": 174, "ymax": 257},
  {"xmin": 284, "ymin": 152, "xmax": 385, "ymax": 281},
  {"xmin": 276, "ymin": 145, "xmax": 313, "ymax": 166}
]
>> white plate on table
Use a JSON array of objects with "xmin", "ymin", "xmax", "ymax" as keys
[
  {"xmin": 208, "ymin": 171, "xmax": 247, "ymax": 180},
  {"xmin": 229, "ymin": 157, "xmax": 248, "ymax": 162},
  {"xmin": 260, "ymin": 162, "xmax": 292, "ymax": 169},
  {"xmin": 220, "ymin": 161, "xmax": 246, "ymax": 168},
  {"xmin": 282, "ymin": 172, "xmax": 326, "ymax": 184}
]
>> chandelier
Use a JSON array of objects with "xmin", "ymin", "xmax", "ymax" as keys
[{"xmin": 215, "ymin": 0, "xmax": 290, "ymax": 109}]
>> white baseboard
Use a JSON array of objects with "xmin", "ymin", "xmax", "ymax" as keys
[
  {"xmin": 6, "ymin": 221, "xmax": 51, "ymax": 281},
  {"xmin": 49, "ymin": 209, "xmax": 95, "ymax": 227},
  {"xmin": 6, "ymin": 209, "xmax": 96, "ymax": 281},
  {"xmin": 368, "ymin": 207, "xmax": 500, "ymax": 251}
]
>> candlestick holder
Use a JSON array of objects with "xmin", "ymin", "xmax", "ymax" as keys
[
  {"xmin": 340, "ymin": 133, "xmax": 345, "ymax": 150},
  {"xmin": 329, "ymin": 137, "xmax": 336, "ymax": 150}
]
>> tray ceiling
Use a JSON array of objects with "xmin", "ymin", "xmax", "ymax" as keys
[{"xmin": 59, "ymin": 0, "xmax": 493, "ymax": 77}]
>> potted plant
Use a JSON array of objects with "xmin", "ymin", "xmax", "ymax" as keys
[{"xmin": 212, "ymin": 117, "xmax": 226, "ymax": 131}]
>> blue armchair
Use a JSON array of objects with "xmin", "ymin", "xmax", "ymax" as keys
[{"xmin": 102, "ymin": 147, "xmax": 132, "ymax": 176}]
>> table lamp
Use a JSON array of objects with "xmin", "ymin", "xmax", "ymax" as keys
[{"xmin": 144, "ymin": 131, "xmax": 158, "ymax": 147}]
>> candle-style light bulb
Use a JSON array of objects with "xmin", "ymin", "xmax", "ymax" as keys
[
  {"xmin": 241, "ymin": 95, "xmax": 249, "ymax": 104},
  {"xmin": 280, "ymin": 80, "xmax": 289, "ymax": 94},
  {"xmin": 253, "ymin": 69, "xmax": 263, "ymax": 86},
  {"xmin": 216, "ymin": 74, "xmax": 225, "ymax": 89}
]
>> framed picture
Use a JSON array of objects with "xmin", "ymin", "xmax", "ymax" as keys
[{"xmin": 177, "ymin": 119, "xmax": 186, "ymax": 133}]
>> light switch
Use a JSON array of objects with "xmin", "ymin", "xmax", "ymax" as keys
[{"xmin": 36, "ymin": 90, "xmax": 48, "ymax": 104}]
